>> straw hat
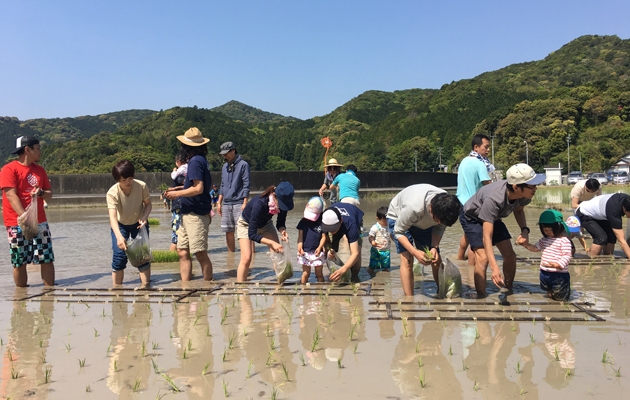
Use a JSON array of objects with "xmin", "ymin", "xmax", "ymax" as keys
[
  {"xmin": 326, "ymin": 158, "xmax": 343, "ymax": 167},
  {"xmin": 177, "ymin": 127, "xmax": 210, "ymax": 146}
]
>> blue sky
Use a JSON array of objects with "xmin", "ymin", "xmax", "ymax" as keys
[{"xmin": 1, "ymin": 0, "xmax": 629, "ymax": 120}]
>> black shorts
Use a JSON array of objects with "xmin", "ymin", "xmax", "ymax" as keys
[
  {"xmin": 576, "ymin": 210, "xmax": 615, "ymax": 246},
  {"xmin": 459, "ymin": 210, "xmax": 512, "ymax": 250}
]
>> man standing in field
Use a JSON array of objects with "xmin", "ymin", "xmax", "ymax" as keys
[
  {"xmin": 456, "ymin": 134, "xmax": 493, "ymax": 265},
  {"xmin": 1, "ymin": 136, "xmax": 55, "ymax": 287},
  {"xmin": 218, "ymin": 142, "xmax": 251, "ymax": 252}
]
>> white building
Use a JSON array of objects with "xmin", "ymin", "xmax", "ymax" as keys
[
  {"xmin": 544, "ymin": 164, "xmax": 563, "ymax": 186},
  {"xmin": 608, "ymin": 152, "xmax": 630, "ymax": 174}
]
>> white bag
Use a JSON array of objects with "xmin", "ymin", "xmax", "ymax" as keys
[
  {"xmin": 266, "ymin": 240, "xmax": 293, "ymax": 284},
  {"xmin": 17, "ymin": 199, "xmax": 39, "ymax": 240},
  {"xmin": 125, "ymin": 225, "xmax": 153, "ymax": 268},
  {"xmin": 438, "ymin": 259, "xmax": 462, "ymax": 299}
]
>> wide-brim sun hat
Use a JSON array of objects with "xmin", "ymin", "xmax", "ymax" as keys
[
  {"xmin": 538, "ymin": 209, "xmax": 569, "ymax": 235},
  {"xmin": 275, "ymin": 182, "xmax": 294, "ymax": 211},
  {"xmin": 566, "ymin": 215, "xmax": 581, "ymax": 233},
  {"xmin": 325, "ymin": 158, "xmax": 343, "ymax": 167},
  {"xmin": 177, "ymin": 127, "xmax": 210, "ymax": 146},
  {"xmin": 506, "ymin": 163, "xmax": 546, "ymax": 185},
  {"xmin": 321, "ymin": 207, "xmax": 342, "ymax": 233}
]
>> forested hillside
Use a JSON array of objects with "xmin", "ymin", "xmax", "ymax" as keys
[
  {"xmin": 6, "ymin": 35, "xmax": 630, "ymax": 174},
  {"xmin": 211, "ymin": 100, "xmax": 298, "ymax": 123}
]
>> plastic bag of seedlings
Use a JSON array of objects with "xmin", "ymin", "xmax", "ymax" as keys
[
  {"xmin": 125, "ymin": 225, "xmax": 153, "ymax": 268},
  {"xmin": 17, "ymin": 198, "xmax": 39, "ymax": 240},
  {"xmin": 412, "ymin": 260, "xmax": 424, "ymax": 276},
  {"xmin": 325, "ymin": 252, "xmax": 351, "ymax": 283},
  {"xmin": 438, "ymin": 259, "xmax": 462, "ymax": 299},
  {"xmin": 266, "ymin": 240, "xmax": 293, "ymax": 284}
]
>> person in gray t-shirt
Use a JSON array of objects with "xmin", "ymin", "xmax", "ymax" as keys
[{"xmin": 461, "ymin": 164, "xmax": 545, "ymax": 298}]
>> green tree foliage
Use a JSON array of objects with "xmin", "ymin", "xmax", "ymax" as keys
[{"xmin": 211, "ymin": 100, "xmax": 298, "ymax": 123}]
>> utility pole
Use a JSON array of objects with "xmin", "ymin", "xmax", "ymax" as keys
[
  {"xmin": 523, "ymin": 141, "xmax": 528, "ymax": 165},
  {"xmin": 414, "ymin": 150, "xmax": 418, "ymax": 172},
  {"xmin": 437, "ymin": 147, "xmax": 443, "ymax": 170},
  {"xmin": 567, "ymin": 133, "xmax": 571, "ymax": 173},
  {"xmin": 490, "ymin": 132, "xmax": 496, "ymax": 166},
  {"xmin": 579, "ymin": 152, "xmax": 582, "ymax": 172}
]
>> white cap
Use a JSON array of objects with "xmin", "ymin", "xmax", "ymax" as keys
[{"xmin": 506, "ymin": 163, "xmax": 546, "ymax": 185}]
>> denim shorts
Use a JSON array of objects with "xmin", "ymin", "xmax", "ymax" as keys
[
  {"xmin": 540, "ymin": 270, "xmax": 571, "ymax": 301},
  {"xmin": 387, "ymin": 218, "xmax": 432, "ymax": 254},
  {"xmin": 6, "ymin": 222, "xmax": 55, "ymax": 268},
  {"xmin": 111, "ymin": 222, "xmax": 151, "ymax": 272},
  {"xmin": 459, "ymin": 211, "xmax": 511, "ymax": 250}
]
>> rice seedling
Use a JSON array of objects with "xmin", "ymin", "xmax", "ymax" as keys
[
  {"xmin": 475, "ymin": 327, "xmax": 479, "ymax": 339},
  {"xmin": 515, "ymin": 360, "xmax": 521, "ymax": 374},
  {"xmin": 402, "ymin": 317, "xmax": 409, "ymax": 337},
  {"xmin": 207, "ymin": 327, "xmax": 211, "ymax": 337},
  {"xmin": 246, "ymin": 359, "xmax": 253, "ymax": 378},
  {"xmin": 242, "ymin": 327, "xmax": 247, "ymax": 337},
  {"xmin": 348, "ymin": 323, "xmax": 357, "ymax": 341},
  {"xmin": 78, "ymin": 358, "xmax": 86, "ymax": 367},
  {"xmin": 6, "ymin": 348, "xmax": 13, "ymax": 361},
  {"xmin": 39, "ymin": 339, "xmax": 43, "ymax": 348},
  {"xmin": 222, "ymin": 348, "xmax": 228, "ymax": 362},
  {"xmin": 222, "ymin": 380, "xmax": 229, "ymax": 397},
  {"xmin": 34, "ymin": 327, "xmax": 39, "ymax": 335},
  {"xmin": 182, "ymin": 347, "xmax": 188, "ymax": 359},
  {"xmin": 546, "ymin": 325, "xmax": 553, "ymax": 333},
  {"xmin": 161, "ymin": 373, "xmax": 179, "ymax": 393},
  {"xmin": 152, "ymin": 340, "xmax": 160, "ymax": 350},
  {"xmin": 473, "ymin": 381, "xmax": 480, "ymax": 391},
  {"xmin": 311, "ymin": 331, "xmax": 320, "ymax": 352},
  {"xmin": 193, "ymin": 316, "xmax": 200, "ymax": 326},
  {"xmin": 65, "ymin": 342, "xmax": 71, "ymax": 352},
  {"xmin": 353, "ymin": 344, "xmax": 358, "ymax": 354},
  {"xmin": 11, "ymin": 367, "xmax": 18, "ymax": 379},
  {"xmin": 617, "ymin": 334, "xmax": 622, "ymax": 346},
  {"xmin": 554, "ymin": 346, "xmax": 560, "ymax": 361},
  {"xmin": 328, "ymin": 315, "xmax": 333, "ymax": 325},
  {"xmin": 417, "ymin": 356, "xmax": 423, "ymax": 368},
  {"xmin": 86, "ymin": 385, "xmax": 91, "ymax": 392},
  {"xmin": 151, "ymin": 358, "xmax": 160, "ymax": 373},
  {"xmin": 107, "ymin": 344, "xmax": 111, "ymax": 354},
  {"xmin": 101, "ymin": 308, "xmax": 106, "ymax": 317},
  {"xmin": 270, "ymin": 386, "xmax": 280, "ymax": 400},
  {"xmin": 281, "ymin": 362, "xmax": 290, "ymax": 380},
  {"xmin": 418, "ymin": 369, "xmax": 427, "ymax": 388},
  {"xmin": 169, "ymin": 331, "xmax": 174, "ymax": 339},
  {"xmin": 159, "ymin": 309, "xmax": 163, "ymax": 318},
  {"xmin": 602, "ymin": 349, "xmax": 612, "ymax": 364},
  {"xmin": 565, "ymin": 369, "xmax": 572, "ymax": 379},
  {"xmin": 266, "ymin": 324, "xmax": 271, "ymax": 337},
  {"xmin": 40, "ymin": 351, "xmax": 46, "ymax": 363},
  {"xmin": 114, "ymin": 358, "xmax": 118, "ymax": 372},
  {"xmin": 187, "ymin": 338, "xmax": 193, "ymax": 351},
  {"xmin": 614, "ymin": 367, "xmax": 621, "ymax": 377},
  {"xmin": 337, "ymin": 357, "xmax": 343, "ymax": 369},
  {"xmin": 299, "ymin": 352, "xmax": 306, "ymax": 366},
  {"xmin": 461, "ymin": 357, "xmax": 468, "ymax": 371},
  {"xmin": 228, "ymin": 333, "xmax": 236, "ymax": 350},
  {"xmin": 269, "ymin": 336, "xmax": 277, "ymax": 351},
  {"xmin": 142, "ymin": 340, "xmax": 147, "ymax": 357},
  {"xmin": 520, "ymin": 388, "xmax": 526, "ymax": 396},
  {"xmin": 448, "ymin": 344, "xmax": 452, "ymax": 356},
  {"xmin": 43, "ymin": 366, "xmax": 52, "ymax": 383},
  {"xmin": 132, "ymin": 377, "xmax": 142, "ymax": 392},
  {"xmin": 202, "ymin": 361, "xmax": 211, "ymax": 376},
  {"xmin": 147, "ymin": 218, "xmax": 160, "ymax": 226},
  {"xmin": 266, "ymin": 349, "xmax": 276, "ymax": 366}
]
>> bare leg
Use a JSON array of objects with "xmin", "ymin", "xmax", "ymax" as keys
[
  {"xmin": 112, "ymin": 270, "xmax": 124, "ymax": 285},
  {"xmin": 139, "ymin": 269, "xmax": 151, "ymax": 285},
  {"xmin": 40, "ymin": 262, "xmax": 55, "ymax": 286},
  {"xmin": 495, "ymin": 239, "xmax": 516, "ymax": 289},
  {"xmin": 301, "ymin": 266, "xmax": 311, "ymax": 284},
  {"xmin": 178, "ymin": 248, "xmax": 193, "ymax": 281},
  {"xmin": 237, "ymin": 238, "xmax": 253, "ymax": 282},
  {"xmin": 13, "ymin": 265, "xmax": 27, "ymax": 287},
  {"xmin": 400, "ymin": 251, "xmax": 414, "ymax": 296},
  {"xmin": 604, "ymin": 243, "xmax": 615, "ymax": 255},
  {"xmin": 457, "ymin": 234, "xmax": 468, "ymax": 260},
  {"xmin": 351, "ymin": 248, "xmax": 362, "ymax": 282},
  {"xmin": 195, "ymin": 251, "xmax": 213, "ymax": 281},
  {"xmin": 226, "ymin": 232, "xmax": 236, "ymax": 252},
  {"xmin": 472, "ymin": 247, "xmax": 489, "ymax": 298},
  {"xmin": 590, "ymin": 243, "xmax": 604, "ymax": 257},
  {"xmin": 169, "ymin": 243, "xmax": 177, "ymax": 251},
  {"xmin": 315, "ymin": 266, "xmax": 325, "ymax": 282}
]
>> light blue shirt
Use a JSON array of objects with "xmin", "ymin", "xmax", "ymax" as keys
[
  {"xmin": 457, "ymin": 156, "xmax": 490, "ymax": 205},
  {"xmin": 332, "ymin": 171, "xmax": 360, "ymax": 201}
]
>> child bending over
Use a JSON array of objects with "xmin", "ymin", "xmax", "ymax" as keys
[{"xmin": 297, "ymin": 197, "xmax": 326, "ymax": 283}]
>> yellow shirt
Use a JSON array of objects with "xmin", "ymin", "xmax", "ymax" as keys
[{"xmin": 106, "ymin": 180, "xmax": 150, "ymax": 225}]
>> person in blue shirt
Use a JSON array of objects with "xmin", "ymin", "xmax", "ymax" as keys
[
  {"xmin": 236, "ymin": 182, "xmax": 294, "ymax": 282},
  {"xmin": 321, "ymin": 202, "xmax": 364, "ymax": 282},
  {"xmin": 330, "ymin": 164, "xmax": 360, "ymax": 206},
  {"xmin": 164, "ymin": 127, "xmax": 213, "ymax": 282}
]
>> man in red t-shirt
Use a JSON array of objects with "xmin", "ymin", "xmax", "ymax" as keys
[{"xmin": 0, "ymin": 136, "xmax": 55, "ymax": 287}]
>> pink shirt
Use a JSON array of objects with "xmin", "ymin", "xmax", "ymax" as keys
[{"xmin": 534, "ymin": 236, "xmax": 572, "ymax": 273}]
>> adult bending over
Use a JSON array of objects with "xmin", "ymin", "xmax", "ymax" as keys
[
  {"xmin": 321, "ymin": 203, "xmax": 365, "ymax": 282},
  {"xmin": 236, "ymin": 182, "xmax": 295, "ymax": 281},
  {"xmin": 386, "ymin": 184, "xmax": 462, "ymax": 296},
  {"xmin": 165, "ymin": 127, "xmax": 213, "ymax": 281},
  {"xmin": 460, "ymin": 164, "xmax": 545, "ymax": 297},
  {"xmin": 576, "ymin": 193, "xmax": 630, "ymax": 258}
]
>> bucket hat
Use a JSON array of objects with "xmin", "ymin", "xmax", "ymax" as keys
[
  {"xmin": 565, "ymin": 215, "xmax": 581, "ymax": 233},
  {"xmin": 538, "ymin": 209, "xmax": 569, "ymax": 235},
  {"xmin": 506, "ymin": 163, "xmax": 546, "ymax": 185},
  {"xmin": 275, "ymin": 182, "xmax": 294, "ymax": 211},
  {"xmin": 177, "ymin": 127, "xmax": 209, "ymax": 146}
]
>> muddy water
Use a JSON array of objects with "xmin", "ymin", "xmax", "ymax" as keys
[{"xmin": 0, "ymin": 199, "xmax": 629, "ymax": 399}]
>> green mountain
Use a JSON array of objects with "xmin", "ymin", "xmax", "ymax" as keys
[
  {"xmin": 0, "ymin": 109, "xmax": 156, "ymax": 163},
  {"xmin": 14, "ymin": 35, "xmax": 630, "ymax": 174},
  {"xmin": 211, "ymin": 100, "xmax": 298, "ymax": 123}
]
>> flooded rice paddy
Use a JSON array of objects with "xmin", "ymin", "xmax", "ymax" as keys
[{"xmin": 0, "ymin": 199, "xmax": 629, "ymax": 399}]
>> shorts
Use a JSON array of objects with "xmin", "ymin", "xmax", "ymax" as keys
[
  {"xmin": 387, "ymin": 218, "xmax": 432, "ymax": 254},
  {"xmin": 6, "ymin": 222, "xmax": 55, "ymax": 268},
  {"xmin": 340, "ymin": 197, "xmax": 360, "ymax": 207},
  {"xmin": 236, "ymin": 217, "xmax": 277, "ymax": 241},
  {"xmin": 540, "ymin": 270, "xmax": 571, "ymax": 301},
  {"xmin": 171, "ymin": 211, "xmax": 182, "ymax": 244},
  {"xmin": 221, "ymin": 203, "xmax": 243, "ymax": 233},
  {"xmin": 369, "ymin": 247, "xmax": 390, "ymax": 269},
  {"xmin": 111, "ymin": 222, "xmax": 150, "ymax": 272},
  {"xmin": 459, "ymin": 211, "xmax": 512, "ymax": 250},
  {"xmin": 297, "ymin": 251, "xmax": 326, "ymax": 267},
  {"xmin": 329, "ymin": 230, "xmax": 363, "ymax": 253},
  {"xmin": 576, "ymin": 210, "xmax": 615, "ymax": 246},
  {"xmin": 177, "ymin": 213, "xmax": 211, "ymax": 254}
]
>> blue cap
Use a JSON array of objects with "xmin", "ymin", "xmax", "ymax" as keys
[{"xmin": 275, "ymin": 182, "xmax": 294, "ymax": 211}]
